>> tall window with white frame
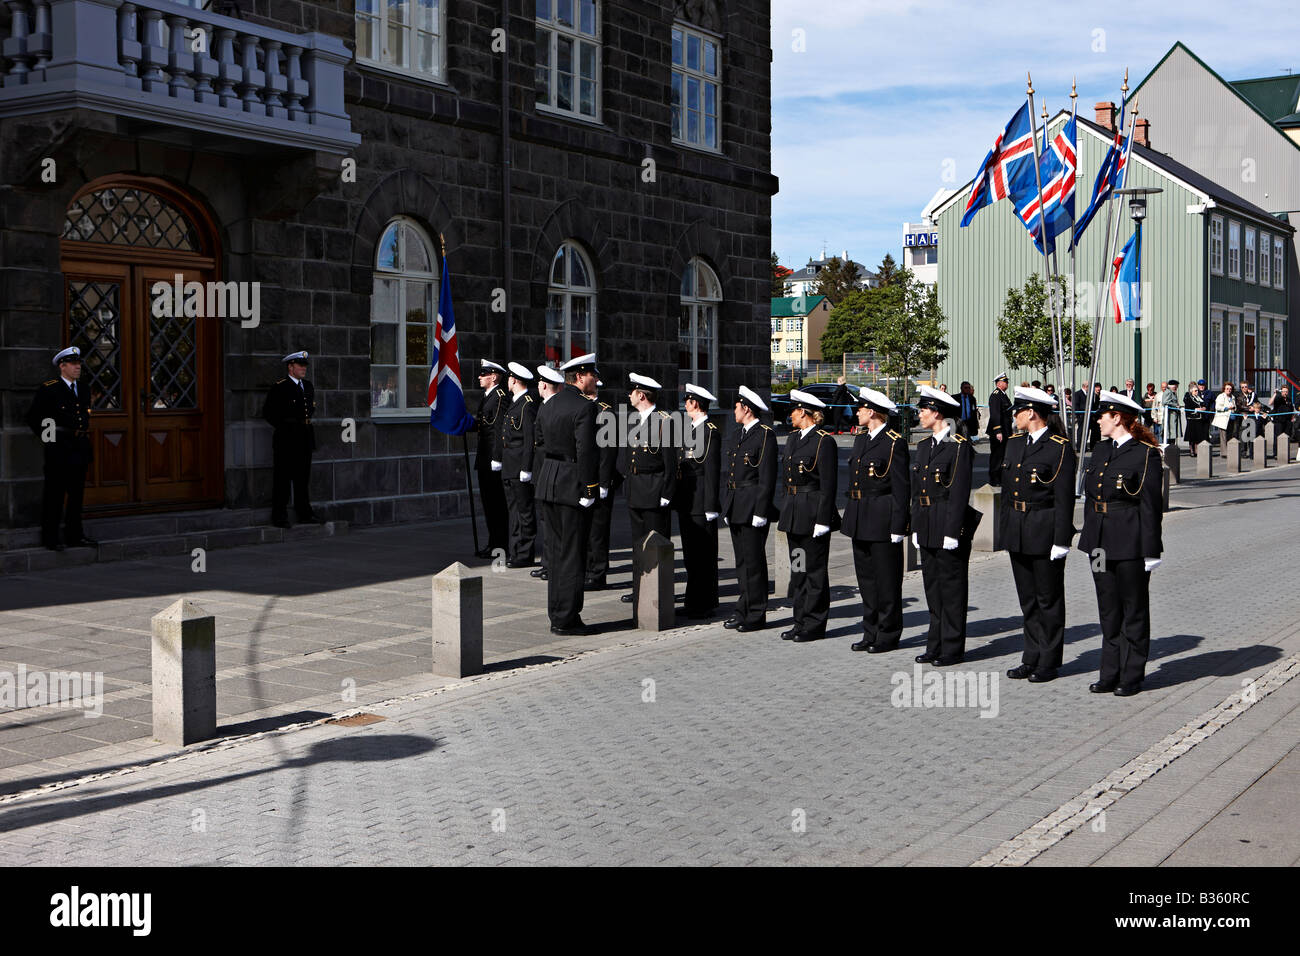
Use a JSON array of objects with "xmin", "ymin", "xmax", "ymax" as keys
[
  {"xmin": 1274, "ymin": 238, "xmax": 1285, "ymax": 290},
  {"xmin": 1245, "ymin": 227, "xmax": 1256, "ymax": 283},
  {"xmin": 1260, "ymin": 234, "xmax": 1271, "ymax": 286},
  {"xmin": 1209, "ymin": 215, "xmax": 1223, "ymax": 274},
  {"xmin": 371, "ymin": 218, "xmax": 438, "ymax": 415},
  {"xmin": 356, "ymin": 0, "xmax": 444, "ymax": 80},
  {"xmin": 535, "ymin": 0, "xmax": 600, "ymax": 119},
  {"xmin": 671, "ymin": 23, "xmax": 721, "ymax": 151},
  {"xmin": 546, "ymin": 241, "xmax": 596, "ymax": 367},
  {"xmin": 1228, "ymin": 221, "xmax": 1241, "ymax": 278},
  {"xmin": 1210, "ymin": 313, "xmax": 1223, "ymax": 386},
  {"xmin": 678, "ymin": 258, "xmax": 721, "ymax": 398}
]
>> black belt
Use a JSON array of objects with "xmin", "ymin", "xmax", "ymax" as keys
[
  {"xmin": 848, "ymin": 489, "xmax": 890, "ymax": 500},
  {"xmin": 727, "ymin": 479, "xmax": 756, "ymax": 489},
  {"xmin": 1092, "ymin": 499, "xmax": 1137, "ymax": 513},
  {"xmin": 916, "ymin": 495, "xmax": 947, "ymax": 507},
  {"xmin": 1011, "ymin": 499, "xmax": 1052, "ymax": 512},
  {"xmin": 545, "ymin": 452, "xmax": 575, "ymax": 463},
  {"xmin": 786, "ymin": 484, "xmax": 819, "ymax": 494}
]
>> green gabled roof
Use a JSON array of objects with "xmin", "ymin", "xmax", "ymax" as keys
[
  {"xmin": 1232, "ymin": 74, "xmax": 1300, "ymax": 123},
  {"xmin": 771, "ymin": 295, "xmax": 827, "ymax": 317}
]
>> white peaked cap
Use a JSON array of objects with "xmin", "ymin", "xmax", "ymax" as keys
[
  {"xmin": 1097, "ymin": 390, "xmax": 1144, "ymax": 414},
  {"xmin": 507, "ymin": 361, "xmax": 534, "ymax": 381},
  {"xmin": 918, "ymin": 384, "xmax": 960, "ymax": 409},
  {"xmin": 737, "ymin": 385, "xmax": 769, "ymax": 413},
  {"xmin": 629, "ymin": 372, "xmax": 662, "ymax": 390},
  {"xmin": 1012, "ymin": 385, "xmax": 1057, "ymax": 409},
  {"xmin": 857, "ymin": 386, "xmax": 897, "ymax": 413},
  {"xmin": 685, "ymin": 383, "xmax": 717, "ymax": 403},
  {"xmin": 788, "ymin": 388, "xmax": 827, "ymax": 409},
  {"xmin": 283, "ymin": 350, "xmax": 309, "ymax": 363},
  {"xmin": 559, "ymin": 353, "xmax": 597, "ymax": 372},
  {"xmin": 479, "ymin": 359, "xmax": 506, "ymax": 374},
  {"xmin": 53, "ymin": 346, "xmax": 82, "ymax": 365},
  {"xmin": 536, "ymin": 365, "xmax": 564, "ymax": 384}
]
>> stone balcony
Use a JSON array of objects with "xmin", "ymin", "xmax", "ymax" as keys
[{"xmin": 0, "ymin": 0, "xmax": 360, "ymax": 155}]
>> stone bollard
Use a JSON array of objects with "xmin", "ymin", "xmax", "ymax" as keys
[
  {"xmin": 1278, "ymin": 434, "xmax": 1292, "ymax": 465},
  {"xmin": 905, "ymin": 534, "xmax": 920, "ymax": 572},
  {"xmin": 1161, "ymin": 463, "xmax": 1171, "ymax": 511},
  {"xmin": 970, "ymin": 483, "xmax": 1000, "ymax": 552},
  {"xmin": 431, "ymin": 563, "xmax": 483, "ymax": 678},
  {"xmin": 1265, "ymin": 421, "xmax": 1276, "ymax": 453},
  {"xmin": 152, "ymin": 598, "xmax": 217, "ymax": 746},
  {"xmin": 1163, "ymin": 445, "xmax": 1181, "ymax": 485},
  {"xmin": 635, "ymin": 530, "xmax": 675, "ymax": 631},
  {"xmin": 773, "ymin": 528, "xmax": 791, "ymax": 601},
  {"xmin": 1195, "ymin": 442, "xmax": 1213, "ymax": 478},
  {"xmin": 1224, "ymin": 438, "xmax": 1243, "ymax": 475},
  {"xmin": 1253, "ymin": 435, "xmax": 1268, "ymax": 467}
]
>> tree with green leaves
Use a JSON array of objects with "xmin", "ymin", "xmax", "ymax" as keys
[
  {"xmin": 873, "ymin": 271, "xmax": 948, "ymax": 404},
  {"xmin": 770, "ymin": 251, "xmax": 791, "ymax": 297},
  {"xmin": 997, "ymin": 273, "xmax": 1093, "ymax": 383},
  {"xmin": 819, "ymin": 289, "xmax": 881, "ymax": 358},
  {"xmin": 812, "ymin": 256, "xmax": 861, "ymax": 305},
  {"xmin": 874, "ymin": 252, "xmax": 900, "ymax": 288}
]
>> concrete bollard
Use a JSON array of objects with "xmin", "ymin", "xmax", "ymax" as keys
[
  {"xmin": 1163, "ymin": 445, "xmax": 1181, "ymax": 485},
  {"xmin": 773, "ymin": 528, "xmax": 791, "ymax": 601},
  {"xmin": 1265, "ymin": 421, "xmax": 1276, "ymax": 451},
  {"xmin": 1253, "ymin": 435, "xmax": 1267, "ymax": 467},
  {"xmin": 635, "ymin": 530, "xmax": 675, "ymax": 631},
  {"xmin": 1224, "ymin": 438, "xmax": 1243, "ymax": 475},
  {"xmin": 1161, "ymin": 464, "xmax": 1171, "ymax": 511},
  {"xmin": 1278, "ymin": 434, "xmax": 1292, "ymax": 465},
  {"xmin": 431, "ymin": 563, "xmax": 483, "ymax": 678},
  {"xmin": 152, "ymin": 598, "xmax": 217, "ymax": 746},
  {"xmin": 970, "ymin": 483, "xmax": 1000, "ymax": 552},
  {"xmin": 1195, "ymin": 442, "xmax": 1213, "ymax": 478}
]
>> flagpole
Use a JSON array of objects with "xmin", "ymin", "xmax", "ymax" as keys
[
  {"xmin": 1043, "ymin": 98, "xmax": 1067, "ymax": 403},
  {"xmin": 440, "ymin": 230, "xmax": 484, "ymax": 555},
  {"xmin": 1069, "ymin": 79, "xmax": 1078, "ymax": 401},
  {"xmin": 1026, "ymin": 73, "xmax": 1064, "ymax": 407}
]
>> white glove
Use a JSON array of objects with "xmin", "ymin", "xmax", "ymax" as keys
[
  {"xmin": 752, "ymin": 515, "xmax": 767, "ymax": 528},
  {"xmin": 519, "ymin": 471, "xmax": 531, "ymax": 483},
  {"xmin": 579, "ymin": 497, "xmax": 594, "ymax": 508},
  {"xmin": 911, "ymin": 532, "xmax": 919, "ymax": 549},
  {"xmin": 942, "ymin": 536, "xmax": 959, "ymax": 550},
  {"xmin": 490, "ymin": 460, "xmax": 502, "ymax": 472},
  {"xmin": 598, "ymin": 486, "xmax": 609, "ymax": 499},
  {"xmin": 705, "ymin": 512, "xmax": 718, "ymax": 522},
  {"xmin": 813, "ymin": 523, "xmax": 830, "ymax": 538},
  {"xmin": 1050, "ymin": 545, "xmax": 1069, "ymax": 560},
  {"xmin": 890, "ymin": 534, "xmax": 904, "ymax": 544},
  {"xmin": 660, "ymin": 497, "xmax": 671, "ymax": 507},
  {"xmin": 1144, "ymin": 557, "xmax": 1161, "ymax": 572}
]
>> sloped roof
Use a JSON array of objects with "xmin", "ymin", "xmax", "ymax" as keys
[
  {"xmin": 771, "ymin": 295, "xmax": 828, "ymax": 317},
  {"xmin": 1230, "ymin": 74, "xmax": 1300, "ymax": 124}
]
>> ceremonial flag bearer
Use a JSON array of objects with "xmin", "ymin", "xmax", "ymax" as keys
[
  {"xmin": 25, "ymin": 347, "xmax": 97, "ymax": 551},
  {"xmin": 500, "ymin": 362, "xmax": 538, "ymax": 567},
  {"xmin": 721, "ymin": 386, "xmax": 778, "ymax": 632},
  {"xmin": 674, "ymin": 383, "xmax": 721, "ymax": 619},
  {"xmin": 840, "ymin": 386, "xmax": 909, "ymax": 653}
]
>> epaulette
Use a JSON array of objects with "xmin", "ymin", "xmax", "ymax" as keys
[
  {"xmin": 657, "ymin": 410, "xmax": 671, "ymax": 419},
  {"xmin": 524, "ymin": 395, "xmax": 533, "ymax": 403},
  {"xmin": 1050, "ymin": 434, "xmax": 1068, "ymax": 444},
  {"xmin": 759, "ymin": 423, "xmax": 772, "ymax": 431},
  {"xmin": 598, "ymin": 401, "xmax": 611, "ymax": 410},
  {"xmin": 1142, "ymin": 440, "xmax": 1159, "ymax": 449},
  {"xmin": 276, "ymin": 378, "xmax": 287, "ymax": 384},
  {"xmin": 953, "ymin": 433, "xmax": 968, "ymax": 443},
  {"xmin": 816, "ymin": 428, "xmax": 830, "ymax": 437},
  {"xmin": 43, "ymin": 379, "xmax": 57, "ymax": 386},
  {"xmin": 886, "ymin": 429, "xmax": 901, "ymax": 440},
  {"xmin": 706, "ymin": 421, "xmax": 718, "ymax": 430}
]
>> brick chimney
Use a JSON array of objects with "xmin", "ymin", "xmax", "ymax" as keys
[
  {"xmin": 1094, "ymin": 101, "xmax": 1117, "ymax": 132},
  {"xmin": 1133, "ymin": 118, "xmax": 1151, "ymax": 149}
]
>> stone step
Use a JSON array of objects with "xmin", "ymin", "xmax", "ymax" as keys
[{"xmin": 0, "ymin": 507, "xmax": 277, "ymax": 551}]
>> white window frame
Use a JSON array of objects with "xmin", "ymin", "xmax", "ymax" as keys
[
  {"xmin": 786, "ymin": 339, "xmax": 799, "ymax": 353},
  {"xmin": 1209, "ymin": 215, "xmax": 1224, "ymax": 275},
  {"xmin": 671, "ymin": 22, "xmax": 722, "ymax": 152},
  {"xmin": 1228, "ymin": 314, "xmax": 1240, "ymax": 384},
  {"xmin": 1259, "ymin": 319, "xmax": 1271, "ymax": 390},
  {"xmin": 771, "ymin": 338, "xmax": 780, "ymax": 354},
  {"xmin": 1275, "ymin": 237, "xmax": 1286, "ymax": 290},
  {"xmin": 545, "ymin": 240, "xmax": 597, "ymax": 367},
  {"xmin": 1272, "ymin": 317, "xmax": 1285, "ymax": 381},
  {"xmin": 1260, "ymin": 233, "xmax": 1271, "ymax": 286},
  {"xmin": 356, "ymin": 0, "xmax": 446, "ymax": 83},
  {"xmin": 535, "ymin": 0, "xmax": 601, "ymax": 122},
  {"xmin": 1227, "ymin": 221, "xmax": 1241, "ymax": 278},
  {"xmin": 1245, "ymin": 226, "xmax": 1256, "ymax": 283},
  {"xmin": 1210, "ymin": 310, "xmax": 1224, "ymax": 387},
  {"xmin": 679, "ymin": 257, "xmax": 721, "ymax": 399},
  {"xmin": 370, "ymin": 217, "xmax": 439, "ymax": 420}
]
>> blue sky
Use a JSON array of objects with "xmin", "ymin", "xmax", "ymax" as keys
[{"xmin": 771, "ymin": 0, "xmax": 1300, "ymax": 274}]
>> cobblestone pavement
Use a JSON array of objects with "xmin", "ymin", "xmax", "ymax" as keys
[{"xmin": 0, "ymin": 460, "xmax": 1296, "ymax": 865}]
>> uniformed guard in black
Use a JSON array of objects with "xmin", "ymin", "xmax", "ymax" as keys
[
  {"xmin": 26, "ymin": 348, "xmax": 96, "ymax": 550},
  {"xmin": 262, "ymin": 351, "xmax": 319, "ymax": 528},
  {"xmin": 778, "ymin": 391, "xmax": 840, "ymax": 642},
  {"xmin": 840, "ymin": 387, "xmax": 909, "ymax": 652},
  {"xmin": 912, "ymin": 385, "xmax": 978, "ymax": 665},
  {"xmin": 621, "ymin": 374, "xmax": 677, "ymax": 606},
  {"xmin": 986, "ymin": 372, "xmax": 1012, "ymax": 483},
  {"xmin": 721, "ymin": 387, "xmax": 778, "ymax": 632},
  {"xmin": 999, "ymin": 387, "xmax": 1077, "ymax": 683},
  {"xmin": 473, "ymin": 361, "xmax": 510, "ymax": 558},
  {"xmin": 585, "ymin": 393, "xmax": 621, "ymax": 588},
  {"xmin": 674, "ymin": 385, "xmax": 721, "ymax": 619},
  {"xmin": 500, "ymin": 363, "xmax": 538, "ymax": 567},
  {"xmin": 1077, "ymin": 394, "xmax": 1164, "ymax": 696},
  {"xmin": 535, "ymin": 371, "xmax": 599, "ymax": 635}
]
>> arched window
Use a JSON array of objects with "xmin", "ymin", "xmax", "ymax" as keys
[
  {"xmin": 370, "ymin": 217, "xmax": 438, "ymax": 416},
  {"xmin": 679, "ymin": 257, "xmax": 720, "ymax": 398},
  {"xmin": 546, "ymin": 241, "xmax": 596, "ymax": 366}
]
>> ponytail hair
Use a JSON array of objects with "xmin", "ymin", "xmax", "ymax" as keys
[{"xmin": 1115, "ymin": 411, "xmax": 1158, "ymax": 446}]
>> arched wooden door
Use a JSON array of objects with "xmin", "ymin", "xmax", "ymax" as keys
[{"xmin": 60, "ymin": 179, "xmax": 224, "ymax": 513}]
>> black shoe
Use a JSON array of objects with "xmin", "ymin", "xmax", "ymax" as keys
[
  {"xmin": 933, "ymin": 656, "xmax": 964, "ymax": 667},
  {"xmin": 620, "ymin": 593, "xmax": 634, "ymax": 604},
  {"xmin": 792, "ymin": 632, "xmax": 822, "ymax": 643},
  {"xmin": 530, "ymin": 567, "xmax": 547, "ymax": 578},
  {"xmin": 550, "ymin": 622, "xmax": 588, "ymax": 636},
  {"xmin": 722, "ymin": 618, "xmax": 742, "ymax": 630},
  {"xmin": 1007, "ymin": 664, "xmax": 1034, "ymax": 680},
  {"xmin": 474, "ymin": 547, "xmax": 495, "ymax": 559},
  {"xmin": 1114, "ymin": 683, "xmax": 1142, "ymax": 697},
  {"xmin": 506, "ymin": 559, "xmax": 534, "ymax": 569},
  {"xmin": 781, "ymin": 628, "xmax": 801, "ymax": 641},
  {"xmin": 272, "ymin": 518, "xmax": 291, "ymax": 529},
  {"xmin": 1028, "ymin": 670, "xmax": 1058, "ymax": 683},
  {"xmin": 850, "ymin": 639, "xmax": 873, "ymax": 652},
  {"xmin": 915, "ymin": 652, "xmax": 937, "ymax": 664},
  {"xmin": 1089, "ymin": 681, "xmax": 1117, "ymax": 694},
  {"xmin": 866, "ymin": 643, "xmax": 897, "ymax": 654},
  {"xmin": 583, "ymin": 577, "xmax": 606, "ymax": 591},
  {"xmin": 735, "ymin": 620, "xmax": 767, "ymax": 633}
]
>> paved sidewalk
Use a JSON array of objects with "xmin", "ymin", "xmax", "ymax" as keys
[{"xmin": 0, "ymin": 461, "xmax": 1297, "ymax": 864}]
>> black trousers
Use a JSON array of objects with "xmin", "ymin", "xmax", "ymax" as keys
[
  {"xmin": 477, "ymin": 466, "xmax": 508, "ymax": 552},
  {"xmin": 919, "ymin": 540, "xmax": 971, "ymax": 660},
  {"xmin": 851, "ymin": 538, "xmax": 904, "ymax": 647},
  {"xmin": 787, "ymin": 531, "xmax": 831, "ymax": 638},
  {"xmin": 41, "ymin": 451, "xmax": 88, "ymax": 545},
  {"xmin": 1008, "ymin": 550, "xmax": 1066, "ymax": 673},
  {"xmin": 272, "ymin": 440, "xmax": 313, "ymax": 521},
  {"xmin": 502, "ymin": 476, "xmax": 536, "ymax": 564},
  {"xmin": 1092, "ymin": 558, "xmax": 1151, "ymax": 688},
  {"xmin": 677, "ymin": 510, "xmax": 718, "ymax": 614},
  {"xmin": 586, "ymin": 495, "xmax": 613, "ymax": 581},
  {"xmin": 628, "ymin": 505, "xmax": 672, "ymax": 598},
  {"xmin": 987, "ymin": 434, "xmax": 1006, "ymax": 483},
  {"xmin": 542, "ymin": 500, "xmax": 593, "ymax": 628},
  {"xmin": 729, "ymin": 521, "xmax": 769, "ymax": 626}
]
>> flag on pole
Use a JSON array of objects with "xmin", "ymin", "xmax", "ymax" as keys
[
  {"xmin": 1109, "ymin": 231, "xmax": 1141, "ymax": 323},
  {"xmin": 1073, "ymin": 97, "xmax": 1131, "ymax": 245},
  {"xmin": 428, "ymin": 255, "xmax": 475, "ymax": 435},
  {"xmin": 959, "ymin": 103, "xmax": 1038, "ymax": 228},
  {"xmin": 1009, "ymin": 113, "xmax": 1077, "ymax": 255}
]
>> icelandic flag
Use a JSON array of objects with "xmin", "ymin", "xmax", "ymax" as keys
[
  {"xmin": 1011, "ymin": 113, "xmax": 1078, "ymax": 255},
  {"xmin": 428, "ymin": 255, "xmax": 475, "ymax": 435},
  {"xmin": 1073, "ymin": 98, "xmax": 1131, "ymax": 245},
  {"xmin": 1109, "ymin": 231, "xmax": 1141, "ymax": 323},
  {"xmin": 960, "ymin": 103, "xmax": 1038, "ymax": 228}
]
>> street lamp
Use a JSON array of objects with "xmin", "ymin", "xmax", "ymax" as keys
[{"xmin": 1115, "ymin": 186, "xmax": 1161, "ymax": 396}]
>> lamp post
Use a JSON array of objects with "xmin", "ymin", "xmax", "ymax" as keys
[{"xmin": 1114, "ymin": 186, "xmax": 1161, "ymax": 400}]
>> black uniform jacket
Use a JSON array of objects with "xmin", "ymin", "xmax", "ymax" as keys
[
  {"xmin": 1270, "ymin": 393, "xmax": 1294, "ymax": 433},
  {"xmin": 998, "ymin": 430, "xmax": 1077, "ymax": 554},
  {"xmin": 986, "ymin": 388, "xmax": 1012, "ymax": 439},
  {"xmin": 720, "ymin": 421, "xmax": 778, "ymax": 524},
  {"xmin": 500, "ymin": 391, "xmax": 537, "ymax": 476},
  {"xmin": 474, "ymin": 385, "xmax": 508, "ymax": 469},
  {"xmin": 625, "ymin": 408, "xmax": 678, "ymax": 509},
  {"xmin": 1076, "ymin": 437, "xmax": 1163, "ymax": 561},
  {"xmin": 534, "ymin": 384, "xmax": 599, "ymax": 505},
  {"xmin": 26, "ymin": 378, "xmax": 93, "ymax": 465},
  {"xmin": 840, "ymin": 425, "xmax": 909, "ymax": 541},
  {"xmin": 262, "ymin": 377, "xmax": 317, "ymax": 452},
  {"xmin": 910, "ymin": 430, "xmax": 977, "ymax": 547},
  {"xmin": 674, "ymin": 417, "xmax": 720, "ymax": 516},
  {"xmin": 777, "ymin": 426, "xmax": 840, "ymax": 535},
  {"xmin": 593, "ymin": 399, "xmax": 622, "ymax": 491}
]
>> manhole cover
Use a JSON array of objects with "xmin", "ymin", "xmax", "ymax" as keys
[{"xmin": 328, "ymin": 713, "xmax": 386, "ymax": 727}]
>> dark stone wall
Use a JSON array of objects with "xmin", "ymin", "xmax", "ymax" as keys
[{"xmin": 0, "ymin": 0, "xmax": 775, "ymax": 531}]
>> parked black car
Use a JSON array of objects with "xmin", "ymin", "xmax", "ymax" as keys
[{"xmin": 769, "ymin": 382, "xmax": 854, "ymax": 430}]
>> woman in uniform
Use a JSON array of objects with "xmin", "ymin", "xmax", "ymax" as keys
[
  {"xmin": 999, "ymin": 386, "xmax": 1077, "ymax": 683},
  {"xmin": 1077, "ymin": 391, "xmax": 1163, "ymax": 697},
  {"xmin": 840, "ymin": 386, "xmax": 909, "ymax": 653},
  {"xmin": 778, "ymin": 389, "xmax": 840, "ymax": 643}
]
